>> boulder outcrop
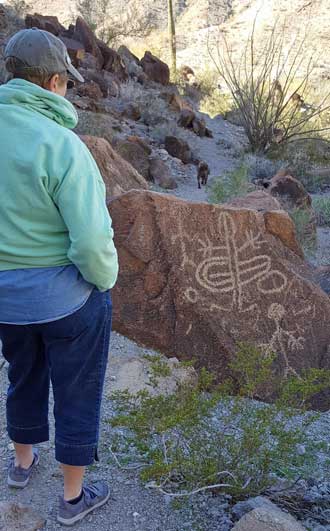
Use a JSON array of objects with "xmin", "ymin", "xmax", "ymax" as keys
[
  {"xmin": 141, "ymin": 51, "xmax": 170, "ymax": 85},
  {"xmin": 81, "ymin": 136, "xmax": 148, "ymax": 198},
  {"xmin": 109, "ymin": 190, "xmax": 330, "ymax": 408}
]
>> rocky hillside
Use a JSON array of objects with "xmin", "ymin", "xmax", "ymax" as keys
[{"xmin": 6, "ymin": 0, "xmax": 330, "ymax": 76}]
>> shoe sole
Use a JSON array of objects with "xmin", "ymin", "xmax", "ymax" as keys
[
  {"xmin": 7, "ymin": 453, "xmax": 40, "ymax": 489},
  {"xmin": 57, "ymin": 491, "xmax": 111, "ymax": 526}
]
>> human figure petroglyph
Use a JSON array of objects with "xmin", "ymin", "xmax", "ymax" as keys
[{"xmin": 260, "ymin": 303, "xmax": 302, "ymax": 378}]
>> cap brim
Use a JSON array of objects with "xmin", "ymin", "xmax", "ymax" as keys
[{"xmin": 67, "ymin": 63, "xmax": 84, "ymax": 83}]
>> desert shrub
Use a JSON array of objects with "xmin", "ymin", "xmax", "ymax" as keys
[
  {"xmin": 108, "ymin": 343, "xmax": 330, "ymax": 502},
  {"xmin": 268, "ymin": 139, "xmax": 330, "ymax": 192},
  {"xmin": 77, "ymin": 0, "xmax": 156, "ymax": 47},
  {"xmin": 208, "ymin": 163, "xmax": 254, "ymax": 203},
  {"xmin": 195, "ymin": 67, "xmax": 232, "ymax": 117},
  {"xmin": 6, "ymin": 0, "xmax": 31, "ymax": 17},
  {"xmin": 289, "ymin": 207, "xmax": 317, "ymax": 256},
  {"xmin": 208, "ymin": 19, "xmax": 330, "ymax": 153},
  {"xmin": 313, "ymin": 196, "xmax": 330, "ymax": 226}
]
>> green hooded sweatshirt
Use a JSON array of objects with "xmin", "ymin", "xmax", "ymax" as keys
[{"xmin": 0, "ymin": 78, "xmax": 118, "ymax": 292}]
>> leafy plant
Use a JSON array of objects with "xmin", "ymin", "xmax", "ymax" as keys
[
  {"xmin": 313, "ymin": 196, "xmax": 330, "ymax": 226},
  {"xmin": 208, "ymin": 164, "xmax": 254, "ymax": 203},
  {"xmin": 108, "ymin": 343, "xmax": 330, "ymax": 502},
  {"xmin": 289, "ymin": 207, "xmax": 317, "ymax": 255}
]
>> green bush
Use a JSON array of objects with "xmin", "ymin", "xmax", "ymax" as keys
[
  {"xmin": 208, "ymin": 164, "xmax": 254, "ymax": 203},
  {"xmin": 289, "ymin": 207, "xmax": 317, "ymax": 256},
  {"xmin": 313, "ymin": 196, "xmax": 330, "ymax": 226},
  {"xmin": 108, "ymin": 343, "xmax": 330, "ymax": 502}
]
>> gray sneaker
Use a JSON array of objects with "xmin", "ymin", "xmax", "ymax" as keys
[
  {"xmin": 57, "ymin": 481, "xmax": 110, "ymax": 526},
  {"xmin": 7, "ymin": 448, "xmax": 39, "ymax": 488}
]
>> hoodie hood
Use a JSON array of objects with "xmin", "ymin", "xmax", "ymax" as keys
[{"xmin": 0, "ymin": 78, "xmax": 78, "ymax": 129}]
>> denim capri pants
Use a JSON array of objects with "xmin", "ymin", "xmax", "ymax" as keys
[{"xmin": 0, "ymin": 287, "xmax": 112, "ymax": 466}]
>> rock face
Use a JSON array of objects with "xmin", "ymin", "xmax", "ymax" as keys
[
  {"xmin": 0, "ymin": 501, "xmax": 46, "ymax": 531},
  {"xmin": 268, "ymin": 171, "xmax": 312, "ymax": 210},
  {"xmin": 114, "ymin": 139, "xmax": 150, "ymax": 180},
  {"xmin": 81, "ymin": 136, "xmax": 148, "ymax": 198},
  {"xmin": 77, "ymin": 80, "xmax": 103, "ymax": 100},
  {"xmin": 25, "ymin": 13, "xmax": 65, "ymax": 35},
  {"xmin": 97, "ymin": 41, "xmax": 128, "ymax": 81},
  {"xmin": 149, "ymin": 158, "xmax": 177, "ymax": 189},
  {"xmin": 109, "ymin": 190, "xmax": 330, "ymax": 408},
  {"xmin": 232, "ymin": 507, "xmax": 307, "ymax": 531},
  {"xmin": 141, "ymin": 51, "xmax": 170, "ymax": 85},
  {"xmin": 165, "ymin": 136, "xmax": 192, "ymax": 164},
  {"xmin": 73, "ymin": 17, "xmax": 104, "ymax": 68}
]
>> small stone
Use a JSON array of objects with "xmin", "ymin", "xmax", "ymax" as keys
[
  {"xmin": 7, "ymin": 443, "xmax": 14, "ymax": 451},
  {"xmin": 133, "ymin": 511, "xmax": 140, "ymax": 517}
]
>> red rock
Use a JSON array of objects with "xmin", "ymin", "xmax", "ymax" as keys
[
  {"xmin": 81, "ymin": 136, "xmax": 148, "ymax": 199},
  {"xmin": 178, "ymin": 109, "xmax": 195, "ymax": 128},
  {"xmin": 268, "ymin": 171, "xmax": 312, "ymax": 209},
  {"xmin": 25, "ymin": 13, "xmax": 65, "ymax": 35},
  {"xmin": 78, "ymin": 68, "xmax": 109, "ymax": 97},
  {"xmin": 108, "ymin": 190, "xmax": 330, "ymax": 408},
  {"xmin": 140, "ymin": 51, "xmax": 170, "ymax": 85},
  {"xmin": 168, "ymin": 93, "xmax": 192, "ymax": 112},
  {"xmin": 97, "ymin": 41, "xmax": 128, "ymax": 82},
  {"xmin": 114, "ymin": 139, "xmax": 150, "ymax": 180},
  {"xmin": 73, "ymin": 17, "xmax": 104, "ymax": 69},
  {"xmin": 165, "ymin": 136, "xmax": 192, "ymax": 164},
  {"xmin": 122, "ymin": 103, "xmax": 141, "ymax": 121},
  {"xmin": 59, "ymin": 37, "xmax": 85, "ymax": 67},
  {"xmin": 149, "ymin": 158, "xmax": 177, "ymax": 189},
  {"xmin": 77, "ymin": 80, "xmax": 103, "ymax": 100}
]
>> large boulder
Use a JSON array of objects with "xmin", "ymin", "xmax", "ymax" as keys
[
  {"xmin": 114, "ymin": 138, "xmax": 150, "ymax": 180},
  {"xmin": 165, "ymin": 136, "xmax": 192, "ymax": 164},
  {"xmin": 81, "ymin": 136, "xmax": 148, "ymax": 198},
  {"xmin": 267, "ymin": 170, "xmax": 312, "ymax": 210},
  {"xmin": 77, "ymin": 68, "xmax": 109, "ymax": 97},
  {"xmin": 117, "ymin": 45, "xmax": 142, "ymax": 78},
  {"xmin": 140, "ymin": 51, "xmax": 170, "ymax": 85},
  {"xmin": 266, "ymin": 170, "xmax": 316, "ymax": 244},
  {"xmin": 73, "ymin": 17, "xmax": 103, "ymax": 69},
  {"xmin": 97, "ymin": 41, "xmax": 128, "ymax": 82},
  {"xmin": 232, "ymin": 507, "xmax": 306, "ymax": 531},
  {"xmin": 25, "ymin": 13, "xmax": 65, "ymax": 35},
  {"xmin": 77, "ymin": 80, "xmax": 103, "ymax": 100},
  {"xmin": 149, "ymin": 158, "xmax": 177, "ymax": 189},
  {"xmin": 108, "ymin": 190, "xmax": 330, "ymax": 408}
]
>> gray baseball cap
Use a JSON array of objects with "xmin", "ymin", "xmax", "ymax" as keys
[{"xmin": 4, "ymin": 28, "xmax": 84, "ymax": 82}]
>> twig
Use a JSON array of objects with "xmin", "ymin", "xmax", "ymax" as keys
[
  {"xmin": 109, "ymin": 445, "xmax": 147, "ymax": 470},
  {"xmin": 147, "ymin": 481, "xmax": 234, "ymax": 497}
]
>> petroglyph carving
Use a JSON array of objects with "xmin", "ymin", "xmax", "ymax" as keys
[
  {"xmin": 260, "ymin": 303, "xmax": 303, "ymax": 377},
  {"xmin": 174, "ymin": 211, "xmax": 288, "ymax": 312}
]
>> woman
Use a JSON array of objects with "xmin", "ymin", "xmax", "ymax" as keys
[{"xmin": 0, "ymin": 27, "xmax": 118, "ymax": 526}]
